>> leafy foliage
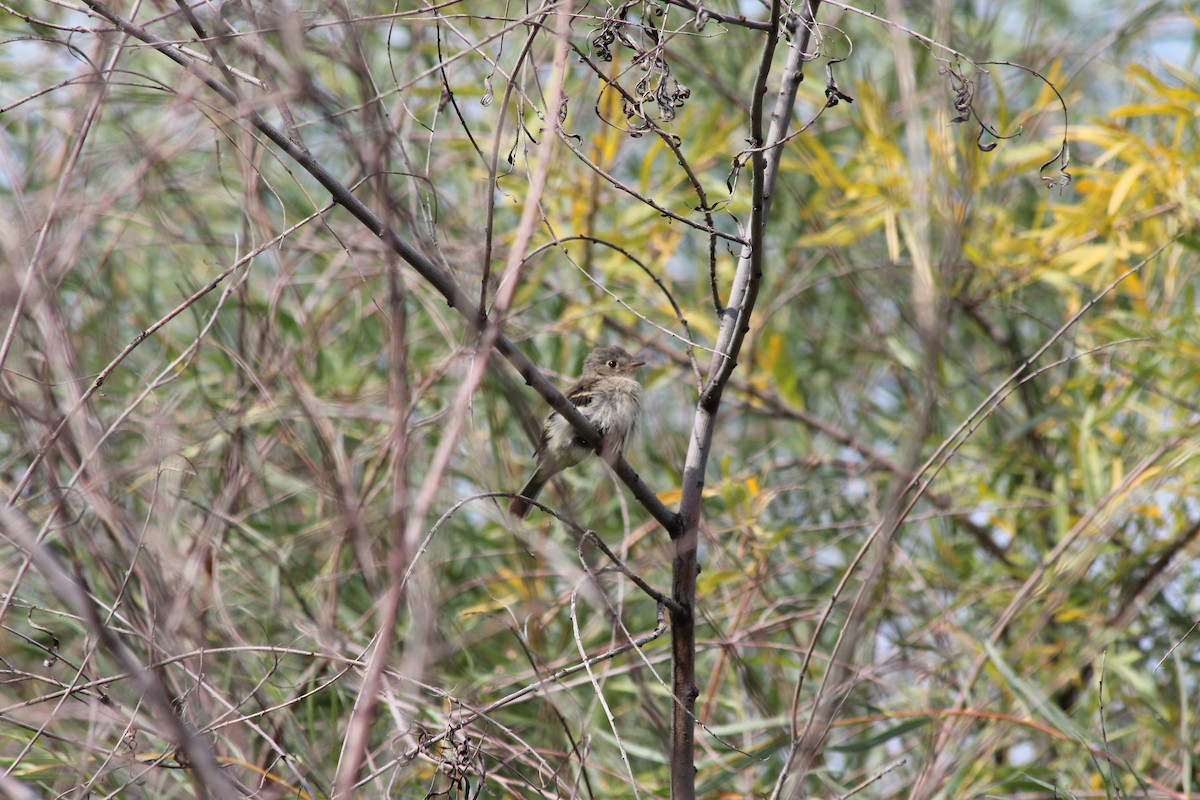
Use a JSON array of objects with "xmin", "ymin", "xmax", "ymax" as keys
[{"xmin": 1, "ymin": 1, "xmax": 1199, "ymax": 798}]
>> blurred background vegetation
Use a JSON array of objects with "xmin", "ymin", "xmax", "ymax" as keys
[{"xmin": 1, "ymin": 0, "xmax": 1199, "ymax": 797}]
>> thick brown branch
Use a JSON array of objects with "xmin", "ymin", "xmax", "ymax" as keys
[{"xmin": 668, "ymin": 1, "xmax": 820, "ymax": 797}]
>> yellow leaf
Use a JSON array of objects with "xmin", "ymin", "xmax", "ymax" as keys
[
  {"xmin": 1106, "ymin": 162, "xmax": 1147, "ymax": 216},
  {"xmin": 760, "ymin": 333, "xmax": 783, "ymax": 375},
  {"xmin": 1110, "ymin": 103, "xmax": 1187, "ymax": 118},
  {"xmin": 1125, "ymin": 465, "xmax": 1161, "ymax": 489},
  {"xmin": 1125, "ymin": 63, "xmax": 1167, "ymax": 93},
  {"xmin": 1130, "ymin": 502, "xmax": 1161, "ymax": 521},
  {"xmin": 1089, "ymin": 142, "xmax": 1126, "ymax": 168},
  {"xmin": 657, "ymin": 487, "xmax": 682, "ymax": 504},
  {"xmin": 1062, "ymin": 244, "xmax": 1111, "ymax": 278},
  {"xmin": 1120, "ymin": 271, "xmax": 1144, "ymax": 301},
  {"xmin": 1055, "ymin": 607, "xmax": 1090, "ymax": 623}
]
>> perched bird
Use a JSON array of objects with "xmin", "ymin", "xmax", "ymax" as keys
[{"xmin": 508, "ymin": 346, "xmax": 645, "ymax": 518}]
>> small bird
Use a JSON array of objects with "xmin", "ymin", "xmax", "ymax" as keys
[{"xmin": 508, "ymin": 346, "xmax": 645, "ymax": 518}]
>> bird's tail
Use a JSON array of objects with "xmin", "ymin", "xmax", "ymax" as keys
[{"xmin": 508, "ymin": 474, "xmax": 547, "ymax": 518}]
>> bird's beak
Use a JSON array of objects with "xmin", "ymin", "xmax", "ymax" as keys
[{"xmin": 630, "ymin": 359, "xmax": 646, "ymax": 368}]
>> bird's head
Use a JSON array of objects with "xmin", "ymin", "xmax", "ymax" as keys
[{"xmin": 583, "ymin": 346, "xmax": 646, "ymax": 376}]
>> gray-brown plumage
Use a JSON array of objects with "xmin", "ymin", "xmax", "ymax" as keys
[{"xmin": 508, "ymin": 346, "xmax": 645, "ymax": 518}]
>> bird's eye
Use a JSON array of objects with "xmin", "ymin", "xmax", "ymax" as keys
[{"xmin": 607, "ymin": 359, "xmax": 618, "ymax": 368}]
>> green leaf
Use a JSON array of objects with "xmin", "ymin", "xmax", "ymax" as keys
[{"xmin": 827, "ymin": 717, "xmax": 929, "ymax": 753}]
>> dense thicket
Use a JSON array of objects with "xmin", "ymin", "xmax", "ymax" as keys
[{"xmin": 1, "ymin": 2, "xmax": 1198, "ymax": 797}]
